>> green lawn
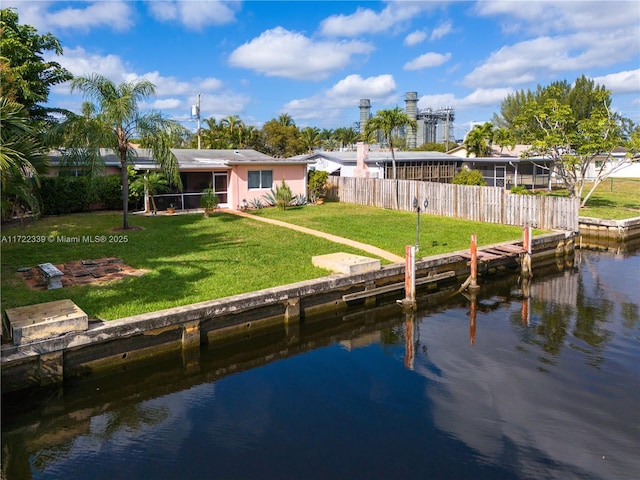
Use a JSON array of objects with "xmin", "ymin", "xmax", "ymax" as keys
[
  {"xmin": 1, "ymin": 206, "xmax": 530, "ymax": 320},
  {"xmin": 578, "ymin": 178, "xmax": 640, "ymax": 220},
  {"xmin": 252, "ymin": 202, "xmax": 531, "ymax": 257}
]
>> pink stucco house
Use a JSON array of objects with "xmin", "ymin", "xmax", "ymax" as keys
[{"xmin": 130, "ymin": 148, "xmax": 313, "ymax": 210}]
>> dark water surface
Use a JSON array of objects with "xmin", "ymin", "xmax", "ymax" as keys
[{"xmin": 2, "ymin": 247, "xmax": 639, "ymax": 480}]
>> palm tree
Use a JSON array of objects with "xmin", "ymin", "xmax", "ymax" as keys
[
  {"xmin": 301, "ymin": 126, "xmax": 321, "ymax": 153},
  {"xmin": 364, "ymin": 106, "xmax": 417, "ymax": 180},
  {"xmin": 64, "ymin": 74, "xmax": 181, "ymax": 229},
  {"xmin": 364, "ymin": 107, "xmax": 417, "ymax": 209},
  {"xmin": 0, "ymin": 97, "xmax": 48, "ymax": 219},
  {"xmin": 220, "ymin": 114, "xmax": 244, "ymax": 147},
  {"xmin": 130, "ymin": 171, "xmax": 169, "ymax": 214},
  {"xmin": 278, "ymin": 113, "xmax": 295, "ymax": 127},
  {"xmin": 464, "ymin": 122, "xmax": 494, "ymax": 157}
]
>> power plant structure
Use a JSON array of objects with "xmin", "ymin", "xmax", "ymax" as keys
[{"xmin": 357, "ymin": 92, "xmax": 455, "ymax": 149}]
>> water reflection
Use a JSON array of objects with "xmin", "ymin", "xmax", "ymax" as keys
[{"xmin": 2, "ymin": 248, "xmax": 639, "ymax": 480}]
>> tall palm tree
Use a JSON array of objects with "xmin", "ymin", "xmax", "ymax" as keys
[
  {"xmin": 364, "ymin": 107, "xmax": 417, "ymax": 209},
  {"xmin": 64, "ymin": 74, "xmax": 181, "ymax": 229},
  {"xmin": 364, "ymin": 106, "xmax": 417, "ymax": 180}
]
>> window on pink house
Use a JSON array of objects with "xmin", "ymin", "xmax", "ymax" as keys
[{"xmin": 248, "ymin": 170, "xmax": 273, "ymax": 189}]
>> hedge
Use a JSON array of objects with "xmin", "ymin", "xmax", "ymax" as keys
[{"xmin": 39, "ymin": 175, "xmax": 124, "ymax": 215}]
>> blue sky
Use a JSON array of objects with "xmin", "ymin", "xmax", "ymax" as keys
[{"xmin": 10, "ymin": 0, "xmax": 640, "ymax": 140}]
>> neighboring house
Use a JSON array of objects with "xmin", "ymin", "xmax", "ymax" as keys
[
  {"xmin": 49, "ymin": 148, "xmax": 313, "ymax": 210},
  {"xmin": 446, "ymin": 144, "xmax": 554, "ymax": 189},
  {"xmin": 586, "ymin": 147, "xmax": 640, "ymax": 179},
  {"xmin": 293, "ymin": 142, "xmax": 461, "ymax": 183}
]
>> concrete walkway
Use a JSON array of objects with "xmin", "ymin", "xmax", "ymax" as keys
[{"xmin": 227, "ymin": 210, "xmax": 404, "ymax": 264}]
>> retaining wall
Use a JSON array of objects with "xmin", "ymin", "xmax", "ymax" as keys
[
  {"xmin": 579, "ymin": 216, "xmax": 640, "ymax": 241},
  {"xmin": 1, "ymin": 232, "xmax": 574, "ymax": 393}
]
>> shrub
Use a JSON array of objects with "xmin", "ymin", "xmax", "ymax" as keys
[
  {"xmin": 200, "ymin": 187, "xmax": 219, "ymax": 216},
  {"xmin": 452, "ymin": 169, "xmax": 487, "ymax": 186},
  {"xmin": 308, "ymin": 170, "xmax": 329, "ymax": 201},
  {"xmin": 94, "ymin": 175, "xmax": 123, "ymax": 209},
  {"xmin": 275, "ymin": 179, "xmax": 292, "ymax": 211},
  {"xmin": 39, "ymin": 176, "xmax": 90, "ymax": 215},
  {"xmin": 510, "ymin": 185, "xmax": 533, "ymax": 195}
]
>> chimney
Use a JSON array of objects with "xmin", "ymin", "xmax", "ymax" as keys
[{"xmin": 354, "ymin": 142, "xmax": 370, "ymax": 178}]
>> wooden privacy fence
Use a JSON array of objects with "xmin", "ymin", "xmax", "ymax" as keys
[{"xmin": 328, "ymin": 177, "xmax": 579, "ymax": 232}]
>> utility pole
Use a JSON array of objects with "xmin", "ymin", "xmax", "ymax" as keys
[{"xmin": 192, "ymin": 93, "xmax": 201, "ymax": 150}]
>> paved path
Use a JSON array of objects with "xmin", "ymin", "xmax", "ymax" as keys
[{"xmin": 227, "ymin": 210, "xmax": 404, "ymax": 263}]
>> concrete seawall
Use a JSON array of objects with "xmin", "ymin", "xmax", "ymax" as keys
[
  {"xmin": 1, "ymin": 232, "xmax": 574, "ymax": 393},
  {"xmin": 579, "ymin": 216, "xmax": 640, "ymax": 241}
]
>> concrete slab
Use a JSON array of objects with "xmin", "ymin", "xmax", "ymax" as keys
[
  {"xmin": 6, "ymin": 299, "xmax": 88, "ymax": 346},
  {"xmin": 312, "ymin": 252, "xmax": 381, "ymax": 275}
]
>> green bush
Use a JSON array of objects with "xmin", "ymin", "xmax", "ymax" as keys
[
  {"xmin": 39, "ymin": 176, "xmax": 89, "ymax": 215},
  {"xmin": 94, "ymin": 175, "xmax": 123, "ymax": 209},
  {"xmin": 452, "ymin": 169, "xmax": 487, "ymax": 186},
  {"xmin": 509, "ymin": 185, "xmax": 534, "ymax": 195},
  {"xmin": 308, "ymin": 170, "xmax": 329, "ymax": 200},
  {"xmin": 39, "ymin": 175, "xmax": 123, "ymax": 215}
]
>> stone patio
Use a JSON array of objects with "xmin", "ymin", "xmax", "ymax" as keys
[{"xmin": 18, "ymin": 257, "xmax": 147, "ymax": 290}]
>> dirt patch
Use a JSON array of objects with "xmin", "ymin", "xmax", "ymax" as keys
[{"xmin": 19, "ymin": 257, "xmax": 147, "ymax": 291}]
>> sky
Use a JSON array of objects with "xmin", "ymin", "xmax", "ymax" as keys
[{"xmin": 9, "ymin": 0, "xmax": 640, "ymax": 140}]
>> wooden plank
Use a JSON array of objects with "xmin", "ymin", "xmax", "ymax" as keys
[
  {"xmin": 416, "ymin": 270, "xmax": 456, "ymax": 285},
  {"xmin": 493, "ymin": 245, "xmax": 526, "ymax": 254},
  {"xmin": 342, "ymin": 270, "xmax": 456, "ymax": 302},
  {"xmin": 477, "ymin": 251, "xmax": 503, "ymax": 260}
]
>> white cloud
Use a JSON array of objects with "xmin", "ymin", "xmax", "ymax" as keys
[
  {"xmin": 46, "ymin": 47, "xmax": 230, "ymax": 120},
  {"xmin": 418, "ymin": 87, "xmax": 513, "ymax": 111},
  {"xmin": 146, "ymin": 0, "xmax": 239, "ymax": 30},
  {"xmin": 591, "ymin": 69, "xmax": 640, "ymax": 95},
  {"xmin": 404, "ymin": 30, "xmax": 427, "ymax": 46},
  {"xmin": 463, "ymin": 28, "xmax": 640, "ymax": 88},
  {"xmin": 430, "ymin": 21, "xmax": 452, "ymax": 41},
  {"xmin": 281, "ymin": 74, "xmax": 397, "ymax": 126},
  {"xmin": 152, "ymin": 98, "xmax": 183, "ymax": 110},
  {"xmin": 319, "ymin": 2, "xmax": 436, "ymax": 37},
  {"xmin": 53, "ymin": 47, "xmax": 132, "ymax": 81},
  {"xmin": 404, "ymin": 52, "xmax": 451, "ymax": 71},
  {"xmin": 329, "ymin": 74, "xmax": 396, "ymax": 98},
  {"xmin": 7, "ymin": 1, "xmax": 135, "ymax": 33},
  {"xmin": 228, "ymin": 27, "xmax": 373, "ymax": 80},
  {"xmin": 474, "ymin": 0, "xmax": 639, "ymax": 35}
]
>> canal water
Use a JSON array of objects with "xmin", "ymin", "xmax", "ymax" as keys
[{"xmin": 2, "ymin": 246, "xmax": 639, "ymax": 480}]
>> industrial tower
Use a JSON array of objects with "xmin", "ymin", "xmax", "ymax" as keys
[{"xmin": 361, "ymin": 93, "xmax": 455, "ymax": 149}]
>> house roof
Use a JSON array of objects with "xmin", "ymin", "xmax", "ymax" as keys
[
  {"xmin": 446, "ymin": 144, "xmax": 532, "ymax": 158},
  {"xmin": 292, "ymin": 149, "xmax": 458, "ymax": 165},
  {"xmin": 49, "ymin": 148, "xmax": 314, "ymax": 170}
]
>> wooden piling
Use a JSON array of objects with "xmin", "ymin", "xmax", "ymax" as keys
[
  {"xmin": 521, "ymin": 225, "xmax": 533, "ymax": 278},
  {"xmin": 399, "ymin": 245, "xmax": 417, "ymax": 310},
  {"xmin": 469, "ymin": 234, "xmax": 480, "ymax": 292}
]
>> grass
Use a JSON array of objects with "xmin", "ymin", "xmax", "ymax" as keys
[
  {"xmin": 251, "ymin": 202, "xmax": 533, "ymax": 257},
  {"xmin": 546, "ymin": 178, "xmax": 640, "ymax": 220},
  {"xmin": 578, "ymin": 178, "xmax": 640, "ymax": 220},
  {"xmin": 1, "ymin": 211, "xmax": 368, "ymax": 320},
  {"xmin": 1, "ymin": 206, "xmax": 532, "ymax": 320}
]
